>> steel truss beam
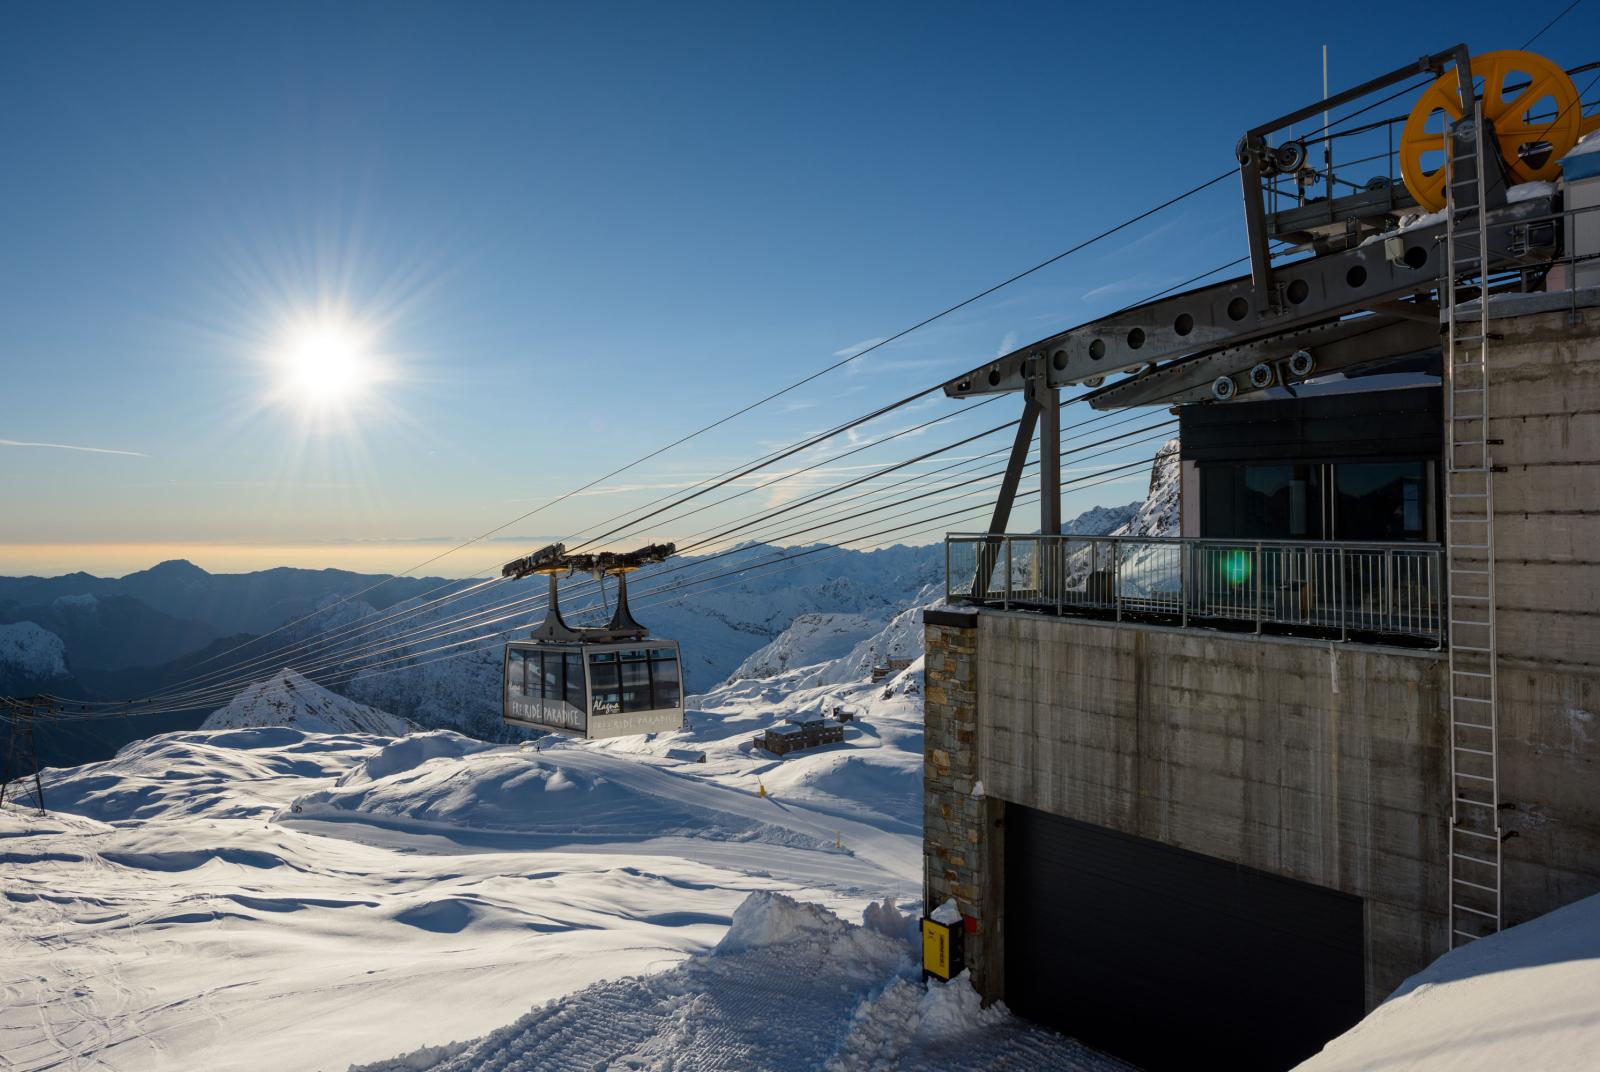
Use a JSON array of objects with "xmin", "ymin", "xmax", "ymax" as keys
[{"xmin": 941, "ymin": 193, "xmax": 1555, "ymax": 403}]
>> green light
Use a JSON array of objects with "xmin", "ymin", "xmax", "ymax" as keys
[{"xmin": 1223, "ymin": 549, "xmax": 1252, "ymax": 586}]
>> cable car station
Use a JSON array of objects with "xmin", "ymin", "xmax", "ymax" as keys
[{"xmin": 921, "ymin": 45, "xmax": 1600, "ymax": 1071}]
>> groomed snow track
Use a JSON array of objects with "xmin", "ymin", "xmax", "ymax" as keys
[{"xmin": 361, "ymin": 894, "xmax": 1130, "ymax": 1072}]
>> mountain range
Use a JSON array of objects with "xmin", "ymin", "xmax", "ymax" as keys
[{"xmin": 0, "ymin": 489, "xmax": 1153, "ymax": 770}]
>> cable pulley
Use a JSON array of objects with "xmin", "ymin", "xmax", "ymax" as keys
[{"xmin": 1400, "ymin": 49, "xmax": 1592, "ymax": 212}]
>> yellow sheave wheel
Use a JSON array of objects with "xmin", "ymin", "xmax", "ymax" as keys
[{"xmin": 1400, "ymin": 50, "xmax": 1581, "ymax": 212}]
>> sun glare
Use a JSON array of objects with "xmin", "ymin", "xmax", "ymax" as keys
[{"xmin": 281, "ymin": 322, "xmax": 374, "ymax": 405}]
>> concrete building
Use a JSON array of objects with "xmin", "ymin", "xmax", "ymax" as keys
[
  {"xmin": 924, "ymin": 294, "xmax": 1600, "ymax": 1072},
  {"xmin": 920, "ymin": 56, "xmax": 1600, "ymax": 1070}
]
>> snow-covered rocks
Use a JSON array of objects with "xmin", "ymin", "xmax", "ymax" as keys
[
  {"xmin": 1110, "ymin": 437, "xmax": 1180, "ymax": 540},
  {"xmin": 730, "ymin": 612, "xmax": 889, "ymax": 680},
  {"xmin": 202, "ymin": 668, "xmax": 412, "ymax": 736},
  {"xmin": 0, "ymin": 620, "xmax": 69, "ymax": 679}
]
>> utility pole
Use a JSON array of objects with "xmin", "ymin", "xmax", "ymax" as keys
[{"xmin": 1, "ymin": 696, "xmax": 49, "ymax": 817}]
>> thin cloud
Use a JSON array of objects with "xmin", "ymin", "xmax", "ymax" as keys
[
  {"xmin": 1078, "ymin": 278, "xmax": 1149, "ymax": 303},
  {"xmin": 832, "ymin": 336, "xmax": 888, "ymax": 359},
  {"xmin": 1, "ymin": 438, "xmax": 146, "ymax": 457}
]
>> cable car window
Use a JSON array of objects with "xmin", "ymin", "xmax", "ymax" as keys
[
  {"xmin": 507, "ymin": 650, "xmax": 526, "ymax": 700},
  {"xmin": 589, "ymin": 654, "xmax": 621, "ymax": 714},
  {"xmin": 563, "ymin": 653, "xmax": 584, "ymax": 709},
  {"xmin": 650, "ymin": 651, "xmax": 681, "ymax": 709},
  {"xmin": 620, "ymin": 658, "xmax": 651, "ymax": 711},
  {"xmin": 539, "ymin": 650, "xmax": 560, "ymax": 701},
  {"xmin": 519, "ymin": 651, "xmax": 538, "ymax": 700}
]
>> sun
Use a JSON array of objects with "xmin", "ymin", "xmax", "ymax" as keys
[{"xmin": 280, "ymin": 321, "xmax": 375, "ymax": 405}]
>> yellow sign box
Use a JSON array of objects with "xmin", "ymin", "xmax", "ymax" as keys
[{"xmin": 921, "ymin": 917, "xmax": 962, "ymax": 981}]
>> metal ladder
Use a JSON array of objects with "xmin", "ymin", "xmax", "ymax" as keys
[{"xmin": 1442, "ymin": 102, "xmax": 1503, "ymax": 947}]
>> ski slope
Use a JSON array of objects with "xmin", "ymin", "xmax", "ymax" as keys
[
  {"xmin": 0, "ymin": 637, "xmax": 1116, "ymax": 1071},
  {"xmin": 357, "ymin": 893, "xmax": 1130, "ymax": 1072}
]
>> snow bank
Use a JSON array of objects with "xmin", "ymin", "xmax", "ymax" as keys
[
  {"xmin": 861, "ymin": 896, "xmax": 915, "ymax": 944},
  {"xmin": 1299, "ymin": 892, "xmax": 1600, "ymax": 1071},
  {"xmin": 715, "ymin": 890, "xmax": 850, "ymax": 953},
  {"xmin": 203, "ymin": 668, "xmax": 412, "ymax": 736},
  {"xmin": 0, "ymin": 621, "xmax": 69, "ymax": 678}
]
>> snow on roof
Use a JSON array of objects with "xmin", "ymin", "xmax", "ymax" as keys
[{"xmin": 1564, "ymin": 128, "xmax": 1600, "ymax": 159}]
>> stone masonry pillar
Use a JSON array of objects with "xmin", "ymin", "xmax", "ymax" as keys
[{"xmin": 922, "ymin": 607, "xmax": 1002, "ymax": 999}]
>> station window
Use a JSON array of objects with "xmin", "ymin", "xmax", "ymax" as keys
[
  {"xmin": 1332, "ymin": 461, "xmax": 1432, "ymax": 541},
  {"xmin": 1201, "ymin": 463, "xmax": 1325, "ymax": 539},
  {"xmin": 1200, "ymin": 460, "xmax": 1435, "ymax": 543}
]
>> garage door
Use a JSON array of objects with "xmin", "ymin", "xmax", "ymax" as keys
[{"xmin": 1005, "ymin": 806, "xmax": 1365, "ymax": 1071}]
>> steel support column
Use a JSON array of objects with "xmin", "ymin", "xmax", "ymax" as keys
[
  {"xmin": 988, "ymin": 397, "xmax": 1040, "ymax": 535},
  {"xmin": 974, "ymin": 397, "xmax": 1041, "ymax": 598},
  {"xmin": 1029, "ymin": 372, "xmax": 1061, "ymax": 535}
]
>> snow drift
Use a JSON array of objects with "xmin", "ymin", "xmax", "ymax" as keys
[
  {"xmin": 1299, "ymin": 892, "xmax": 1600, "ymax": 1071},
  {"xmin": 285, "ymin": 732, "xmax": 827, "ymax": 849}
]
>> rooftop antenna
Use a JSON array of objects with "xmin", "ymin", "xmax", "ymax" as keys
[{"xmin": 1323, "ymin": 44, "xmax": 1333, "ymax": 197}]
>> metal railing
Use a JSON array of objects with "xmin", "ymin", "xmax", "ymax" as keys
[{"xmin": 945, "ymin": 533, "xmax": 1445, "ymax": 645}]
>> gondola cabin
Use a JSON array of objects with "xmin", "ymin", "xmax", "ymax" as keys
[
  {"xmin": 499, "ymin": 541, "xmax": 684, "ymax": 740},
  {"xmin": 504, "ymin": 639, "xmax": 683, "ymax": 738}
]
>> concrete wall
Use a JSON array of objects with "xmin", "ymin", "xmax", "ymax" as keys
[
  {"xmin": 974, "ymin": 613, "xmax": 1448, "ymax": 1007},
  {"xmin": 1479, "ymin": 300, "xmax": 1600, "ymax": 920}
]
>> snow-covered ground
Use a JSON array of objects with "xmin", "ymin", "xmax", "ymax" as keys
[
  {"xmin": 357, "ymin": 892, "xmax": 1130, "ymax": 1072},
  {"xmin": 1299, "ymin": 892, "xmax": 1600, "ymax": 1072},
  {"xmin": 0, "ymin": 614, "xmax": 1114, "ymax": 1071}
]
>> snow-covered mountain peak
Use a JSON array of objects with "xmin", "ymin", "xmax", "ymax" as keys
[
  {"xmin": 0, "ymin": 620, "xmax": 69, "ymax": 680},
  {"xmin": 1065, "ymin": 501, "xmax": 1141, "ymax": 535},
  {"xmin": 729, "ymin": 612, "xmax": 889, "ymax": 681},
  {"xmin": 202, "ymin": 669, "xmax": 412, "ymax": 736},
  {"xmin": 1112, "ymin": 437, "xmax": 1180, "ymax": 538}
]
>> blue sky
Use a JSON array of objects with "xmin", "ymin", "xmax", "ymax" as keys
[{"xmin": 1, "ymin": 1, "xmax": 1590, "ymax": 576}]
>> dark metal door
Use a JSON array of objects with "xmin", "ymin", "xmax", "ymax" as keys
[{"xmin": 1005, "ymin": 807, "xmax": 1365, "ymax": 1071}]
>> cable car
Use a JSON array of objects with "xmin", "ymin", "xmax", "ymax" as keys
[{"xmin": 500, "ymin": 542, "xmax": 684, "ymax": 739}]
